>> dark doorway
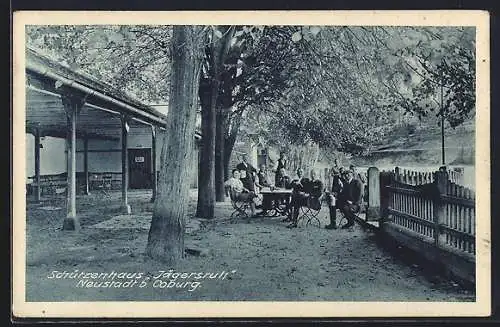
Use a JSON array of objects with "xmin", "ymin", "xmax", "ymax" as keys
[{"xmin": 128, "ymin": 148, "xmax": 152, "ymax": 189}]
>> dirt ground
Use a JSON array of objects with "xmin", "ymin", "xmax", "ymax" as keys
[{"xmin": 24, "ymin": 190, "xmax": 474, "ymax": 302}]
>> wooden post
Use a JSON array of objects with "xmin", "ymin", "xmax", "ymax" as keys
[
  {"xmin": 121, "ymin": 115, "xmax": 131, "ymax": 214},
  {"xmin": 379, "ymin": 170, "xmax": 393, "ymax": 223},
  {"xmin": 83, "ymin": 136, "xmax": 90, "ymax": 195},
  {"xmin": 366, "ymin": 167, "xmax": 380, "ymax": 221},
  {"xmin": 61, "ymin": 94, "xmax": 83, "ymax": 230},
  {"xmin": 150, "ymin": 125, "xmax": 157, "ymax": 203},
  {"xmin": 433, "ymin": 169, "xmax": 448, "ymax": 247},
  {"xmin": 34, "ymin": 127, "xmax": 41, "ymax": 202}
]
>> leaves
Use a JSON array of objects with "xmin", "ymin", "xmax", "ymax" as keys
[
  {"xmin": 309, "ymin": 26, "xmax": 321, "ymax": 36},
  {"xmin": 26, "ymin": 25, "xmax": 173, "ymax": 104},
  {"xmin": 26, "ymin": 24, "xmax": 475, "ymax": 156},
  {"xmin": 213, "ymin": 28, "xmax": 223, "ymax": 39},
  {"xmin": 291, "ymin": 31, "xmax": 302, "ymax": 42}
]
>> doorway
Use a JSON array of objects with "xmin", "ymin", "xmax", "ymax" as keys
[{"xmin": 128, "ymin": 148, "xmax": 152, "ymax": 189}]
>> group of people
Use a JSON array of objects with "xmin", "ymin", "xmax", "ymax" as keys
[
  {"xmin": 223, "ymin": 152, "xmax": 365, "ymax": 229},
  {"xmin": 224, "ymin": 153, "xmax": 270, "ymax": 217}
]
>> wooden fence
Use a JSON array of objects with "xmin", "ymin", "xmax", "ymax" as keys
[{"xmin": 370, "ymin": 166, "xmax": 475, "ymax": 283}]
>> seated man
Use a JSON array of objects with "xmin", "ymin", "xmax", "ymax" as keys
[
  {"xmin": 293, "ymin": 167, "xmax": 304, "ymax": 181},
  {"xmin": 224, "ymin": 169, "xmax": 257, "ymax": 217},
  {"xmin": 349, "ymin": 164, "xmax": 367, "ymax": 184},
  {"xmin": 286, "ymin": 169, "xmax": 324, "ymax": 228},
  {"xmin": 256, "ymin": 164, "xmax": 271, "ymax": 189},
  {"xmin": 338, "ymin": 170, "xmax": 363, "ymax": 229},
  {"xmin": 286, "ymin": 168, "xmax": 303, "ymax": 196},
  {"xmin": 255, "ymin": 164, "xmax": 272, "ymax": 216},
  {"xmin": 236, "ymin": 153, "xmax": 257, "ymax": 193}
]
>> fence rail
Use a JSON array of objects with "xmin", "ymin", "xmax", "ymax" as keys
[
  {"xmin": 369, "ymin": 166, "xmax": 476, "ymax": 283},
  {"xmin": 385, "ymin": 168, "xmax": 475, "ymax": 258}
]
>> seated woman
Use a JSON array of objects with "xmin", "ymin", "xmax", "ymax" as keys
[{"xmin": 224, "ymin": 169, "xmax": 257, "ymax": 217}]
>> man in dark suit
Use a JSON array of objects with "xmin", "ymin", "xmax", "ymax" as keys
[
  {"xmin": 339, "ymin": 170, "xmax": 363, "ymax": 229},
  {"xmin": 274, "ymin": 152, "xmax": 288, "ymax": 186},
  {"xmin": 325, "ymin": 167, "xmax": 344, "ymax": 230},
  {"xmin": 286, "ymin": 169, "xmax": 324, "ymax": 228},
  {"xmin": 236, "ymin": 153, "xmax": 257, "ymax": 192}
]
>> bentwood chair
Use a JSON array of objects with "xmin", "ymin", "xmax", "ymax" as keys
[
  {"xmin": 297, "ymin": 195, "xmax": 322, "ymax": 227},
  {"xmin": 227, "ymin": 187, "xmax": 251, "ymax": 221}
]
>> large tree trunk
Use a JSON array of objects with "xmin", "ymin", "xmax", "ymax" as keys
[
  {"xmin": 223, "ymin": 142, "xmax": 232, "ymax": 182},
  {"xmin": 197, "ymin": 26, "xmax": 235, "ymax": 208},
  {"xmin": 196, "ymin": 75, "xmax": 216, "ymax": 218},
  {"xmin": 223, "ymin": 110, "xmax": 243, "ymax": 181},
  {"xmin": 215, "ymin": 45, "xmax": 237, "ymax": 202},
  {"xmin": 146, "ymin": 26, "xmax": 204, "ymax": 264},
  {"xmin": 215, "ymin": 107, "xmax": 226, "ymax": 202}
]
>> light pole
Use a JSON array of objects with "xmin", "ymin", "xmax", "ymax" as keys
[
  {"xmin": 440, "ymin": 64, "xmax": 445, "ymax": 166},
  {"xmin": 441, "ymin": 78, "xmax": 445, "ymax": 165}
]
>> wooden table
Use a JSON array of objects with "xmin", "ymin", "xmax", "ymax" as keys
[{"xmin": 259, "ymin": 187, "xmax": 293, "ymax": 217}]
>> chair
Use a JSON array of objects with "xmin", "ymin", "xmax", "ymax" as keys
[
  {"xmin": 102, "ymin": 173, "xmax": 113, "ymax": 194},
  {"xmin": 297, "ymin": 195, "xmax": 322, "ymax": 227},
  {"xmin": 93, "ymin": 173, "xmax": 112, "ymax": 196},
  {"xmin": 336, "ymin": 202, "xmax": 361, "ymax": 229},
  {"xmin": 227, "ymin": 187, "xmax": 251, "ymax": 220}
]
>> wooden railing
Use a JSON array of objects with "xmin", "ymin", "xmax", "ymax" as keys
[
  {"xmin": 384, "ymin": 168, "xmax": 475, "ymax": 259},
  {"xmin": 375, "ymin": 167, "xmax": 475, "ymax": 283},
  {"xmin": 448, "ymin": 169, "xmax": 465, "ymax": 185},
  {"xmin": 441, "ymin": 181, "xmax": 475, "ymax": 256}
]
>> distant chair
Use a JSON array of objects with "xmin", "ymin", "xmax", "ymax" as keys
[
  {"xmin": 54, "ymin": 186, "xmax": 67, "ymax": 196},
  {"xmin": 93, "ymin": 173, "xmax": 113, "ymax": 196}
]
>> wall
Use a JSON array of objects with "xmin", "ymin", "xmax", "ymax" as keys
[
  {"xmin": 74, "ymin": 126, "xmax": 153, "ymax": 173},
  {"xmin": 26, "ymin": 134, "xmax": 67, "ymax": 178},
  {"xmin": 26, "ymin": 126, "xmax": 154, "ymax": 177},
  {"xmin": 26, "ymin": 127, "xmax": 201, "ymax": 188}
]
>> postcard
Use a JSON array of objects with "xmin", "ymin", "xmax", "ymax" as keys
[{"xmin": 12, "ymin": 10, "xmax": 490, "ymax": 318}]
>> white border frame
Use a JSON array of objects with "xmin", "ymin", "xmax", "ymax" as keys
[{"xmin": 12, "ymin": 10, "xmax": 491, "ymax": 318}]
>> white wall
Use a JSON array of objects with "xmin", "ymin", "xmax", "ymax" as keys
[
  {"xmin": 26, "ymin": 134, "xmax": 67, "ymax": 177},
  {"xmin": 26, "ymin": 127, "xmax": 200, "ymax": 188}
]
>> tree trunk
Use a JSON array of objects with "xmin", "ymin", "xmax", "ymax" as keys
[
  {"xmin": 223, "ymin": 142, "xmax": 232, "ymax": 182},
  {"xmin": 215, "ymin": 107, "xmax": 226, "ymax": 202},
  {"xmin": 223, "ymin": 110, "xmax": 242, "ymax": 181},
  {"xmin": 195, "ymin": 75, "xmax": 216, "ymax": 218},
  {"xmin": 146, "ymin": 26, "xmax": 204, "ymax": 264},
  {"xmin": 197, "ymin": 26, "xmax": 235, "ymax": 210}
]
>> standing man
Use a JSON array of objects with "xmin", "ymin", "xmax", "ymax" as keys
[
  {"xmin": 274, "ymin": 151, "xmax": 288, "ymax": 186},
  {"xmin": 236, "ymin": 153, "xmax": 257, "ymax": 193},
  {"xmin": 349, "ymin": 164, "xmax": 366, "ymax": 184},
  {"xmin": 325, "ymin": 167, "xmax": 344, "ymax": 230},
  {"xmin": 339, "ymin": 170, "xmax": 363, "ymax": 229}
]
